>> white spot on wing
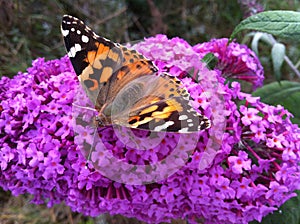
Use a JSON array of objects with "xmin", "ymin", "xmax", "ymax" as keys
[
  {"xmin": 179, "ymin": 115, "xmax": 188, "ymax": 120},
  {"xmin": 68, "ymin": 43, "xmax": 82, "ymax": 58},
  {"xmin": 153, "ymin": 121, "xmax": 174, "ymax": 132},
  {"xmin": 61, "ymin": 29, "xmax": 69, "ymax": 37},
  {"xmin": 82, "ymin": 35, "xmax": 89, "ymax": 43},
  {"xmin": 178, "ymin": 127, "xmax": 189, "ymax": 133}
]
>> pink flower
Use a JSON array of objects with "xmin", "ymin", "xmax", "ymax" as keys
[
  {"xmin": 228, "ymin": 151, "xmax": 252, "ymax": 174},
  {"xmin": 194, "ymin": 38, "xmax": 264, "ymax": 90}
]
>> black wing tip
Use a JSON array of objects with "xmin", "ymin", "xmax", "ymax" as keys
[
  {"xmin": 62, "ymin": 14, "xmax": 78, "ymax": 22},
  {"xmin": 62, "ymin": 15, "xmax": 73, "ymax": 25},
  {"xmin": 61, "ymin": 15, "xmax": 86, "ymax": 29},
  {"xmin": 62, "ymin": 14, "xmax": 71, "ymax": 19}
]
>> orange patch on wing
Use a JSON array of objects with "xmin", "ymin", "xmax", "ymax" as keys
[
  {"xmin": 154, "ymin": 76, "xmax": 185, "ymax": 98},
  {"xmin": 93, "ymin": 59, "xmax": 102, "ymax": 69},
  {"xmin": 85, "ymin": 50, "xmax": 97, "ymax": 64},
  {"xmin": 128, "ymin": 116, "xmax": 139, "ymax": 122},
  {"xmin": 151, "ymin": 99, "xmax": 183, "ymax": 119},
  {"xmin": 108, "ymin": 50, "xmax": 119, "ymax": 62},
  {"xmin": 139, "ymin": 105, "xmax": 159, "ymax": 115},
  {"xmin": 131, "ymin": 116, "xmax": 153, "ymax": 126},
  {"xmin": 80, "ymin": 65, "xmax": 94, "ymax": 81},
  {"xmin": 152, "ymin": 111, "xmax": 172, "ymax": 119},
  {"xmin": 88, "ymin": 79, "xmax": 99, "ymax": 91},
  {"xmin": 149, "ymin": 97, "xmax": 161, "ymax": 104},
  {"xmin": 97, "ymin": 43, "xmax": 110, "ymax": 61},
  {"xmin": 166, "ymin": 99, "xmax": 183, "ymax": 111},
  {"xmin": 117, "ymin": 70, "xmax": 126, "ymax": 80},
  {"xmin": 84, "ymin": 42, "xmax": 110, "ymax": 65},
  {"xmin": 100, "ymin": 67, "xmax": 113, "ymax": 83}
]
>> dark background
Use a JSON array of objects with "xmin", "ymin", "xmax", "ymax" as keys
[{"xmin": 1, "ymin": 0, "xmax": 299, "ymax": 79}]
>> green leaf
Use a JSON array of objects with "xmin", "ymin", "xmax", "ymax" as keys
[
  {"xmin": 250, "ymin": 32, "xmax": 274, "ymax": 55},
  {"xmin": 201, "ymin": 53, "xmax": 218, "ymax": 70},
  {"xmin": 250, "ymin": 191, "xmax": 300, "ymax": 224},
  {"xmin": 230, "ymin": 10, "xmax": 300, "ymax": 42},
  {"xmin": 271, "ymin": 43, "xmax": 286, "ymax": 81},
  {"xmin": 252, "ymin": 81, "xmax": 300, "ymax": 125},
  {"xmin": 251, "ymin": 32, "xmax": 264, "ymax": 55}
]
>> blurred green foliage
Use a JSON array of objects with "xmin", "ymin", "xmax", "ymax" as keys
[
  {"xmin": 0, "ymin": 0, "xmax": 244, "ymax": 77},
  {"xmin": 1, "ymin": 0, "xmax": 300, "ymax": 79}
]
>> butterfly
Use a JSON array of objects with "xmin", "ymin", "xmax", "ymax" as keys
[{"xmin": 61, "ymin": 15, "xmax": 211, "ymax": 133}]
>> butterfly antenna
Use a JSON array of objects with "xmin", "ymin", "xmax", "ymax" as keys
[
  {"xmin": 85, "ymin": 128, "xmax": 98, "ymax": 166},
  {"xmin": 85, "ymin": 126, "xmax": 111, "ymax": 167},
  {"xmin": 72, "ymin": 103, "xmax": 97, "ymax": 112}
]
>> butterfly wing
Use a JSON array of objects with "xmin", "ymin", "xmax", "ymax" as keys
[
  {"xmin": 62, "ymin": 15, "xmax": 211, "ymax": 133},
  {"xmin": 61, "ymin": 15, "xmax": 157, "ymax": 110},
  {"xmin": 123, "ymin": 97, "xmax": 210, "ymax": 133},
  {"xmin": 109, "ymin": 74, "xmax": 211, "ymax": 133}
]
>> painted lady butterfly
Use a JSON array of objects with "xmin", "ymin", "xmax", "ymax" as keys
[{"xmin": 61, "ymin": 15, "xmax": 210, "ymax": 133}]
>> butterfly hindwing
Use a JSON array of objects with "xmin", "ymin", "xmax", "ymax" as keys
[
  {"xmin": 124, "ymin": 97, "xmax": 210, "ymax": 133},
  {"xmin": 107, "ymin": 74, "xmax": 211, "ymax": 133}
]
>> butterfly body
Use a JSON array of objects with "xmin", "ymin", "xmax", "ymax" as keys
[{"xmin": 61, "ymin": 15, "xmax": 211, "ymax": 133}]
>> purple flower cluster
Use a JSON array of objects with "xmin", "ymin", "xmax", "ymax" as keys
[
  {"xmin": 194, "ymin": 38, "xmax": 264, "ymax": 90},
  {"xmin": 132, "ymin": 34, "xmax": 200, "ymax": 77},
  {"xmin": 0, "ymin": 56, "xmax": 77, "ymax": 205},
  {"xmin": 0, "ymin": 35, "xmax": 299, "ymax": 224}
]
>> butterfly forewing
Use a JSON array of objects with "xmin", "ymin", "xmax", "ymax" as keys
[
  {"xmin": 61, "ymin": 15, "xmax": 211, "ymax": 133},
  {"xmin": 62, "ymin": 15, "xmax": 157, "ymax": 109}
]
